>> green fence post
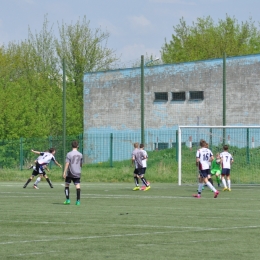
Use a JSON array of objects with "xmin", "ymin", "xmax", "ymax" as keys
[
  {"xmin": 210, "ymin": 128, "xmax": 212, "ymax": 149},
  {"xmin": 49, "ymin": 136, "xmax": 53, "ymax": 169},
  {"xmin": 110, "ymin": 133, "xmax": 113, "ymax": 167},
  {"xmin": 176, "ymin": 130, "xmax": 178, "ymax": 162},
  {"xmin": 246, "ymin": 128, "xmax": 250, "ymax": 164},
  {"xmin": 223, "ymin": 52, "xmax": 226, "ymax": 144},
  {"xmin": 20, "ymin": 137, "xmax": 23, "ymax": 171}
]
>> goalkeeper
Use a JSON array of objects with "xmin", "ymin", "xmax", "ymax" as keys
[{"xmin": 210, "ymin": 153, "xmax": 222, "ymax": 187}]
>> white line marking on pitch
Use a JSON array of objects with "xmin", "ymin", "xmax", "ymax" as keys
[{"xmin": 1, "ymin": 225, "xmax": 260, "ymax": 245}]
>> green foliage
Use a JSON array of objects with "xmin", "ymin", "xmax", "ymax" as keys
[
  {"xmin": 162, "ymin": 15, "xmax": 260, "ymax": 63},
  {"xmin": 0, "ymin": 15, "xmax": 118, "ymax": 139}
]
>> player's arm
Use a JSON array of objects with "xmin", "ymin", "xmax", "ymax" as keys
[
  {"xmin": 31, "ymin": 149, "xmax": 41, "ymax": 155},
  {"xmin": 131, "ymin": 155, "xmax": 135, "ymax": 166},
  {"xmin": 196, "ymin": 157, "xmax": 199, "ymax": 167},
  {"xmin": 63, "ymin": 162, "xmax": 69, "ymax": 179},
  {"xmin": 54, "ymin": 160, "xmax": 62, "ymax": 168}
]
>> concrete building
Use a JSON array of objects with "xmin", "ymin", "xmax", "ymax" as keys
[{"xmin": 83, "ymin": 53, "xmax": 260, "ymax": 162}]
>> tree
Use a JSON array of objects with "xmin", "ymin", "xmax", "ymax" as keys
[
  {"xmin": 161, "ymin": 15, "xmax": 260, "ymax": 63},
  {"xmin": 55, "ymin": 16, "xmax": 118, "ymax": 134}
]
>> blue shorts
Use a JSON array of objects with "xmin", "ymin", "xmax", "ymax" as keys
[
  {"xmin": 222, "ymin": 168, "xmax": 231, "ymax": 175},
  {"xmin": 65, "ymin": 177, "xmax": 81, "ymax": 185},
  {"xmin": 199, "ymin": 169, "xmax": 210, "ymax": 178}
]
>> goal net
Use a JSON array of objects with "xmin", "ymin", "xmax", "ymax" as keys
[{"xmin": 178, "ymin": 126, "xmax": 260, "ymax": 185}]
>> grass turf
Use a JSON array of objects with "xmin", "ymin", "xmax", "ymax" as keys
[{"xmin": 0, "ymin": 182, "xmax": 260, "ymax": 259}]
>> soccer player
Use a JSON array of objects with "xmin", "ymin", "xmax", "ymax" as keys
[
  {"xmin": 27, "ymin": 151, "xmax": 50, "ymax": 189},
  {"xmin": 193, "ymin": 139, "xmax": 219, "ymax": 198},
  {"xmin": 210, "ymin": 153, "xmax": 222, "ymax": 187},
  {"xmin": 23, "ymin": 148, "xmax": 62, "ymax": 188},
  {"xmin": 139, "ymin": 143, "xmax": 150, "ymax": 190},
  {"xmin": 63, "ymin": 141, "xmax": 83, "ymax": 206},
  {"xmin": 220, "ymin": 145, "xmax": 234, "ymax": 191},
  {"xmin": 131, "ymin": 142, "xmax": 150, "ymax": 191}
]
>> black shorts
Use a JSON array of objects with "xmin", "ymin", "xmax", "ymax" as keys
[
  {"xmin": 32, "ymin": 170, "xmax": 46, "ymax": 177},
  {"xmin": 134, "ymin": 168, "xmax": 145, "ymax": 176},
  {"xmin": 65, "ymin": 177, "xmax": 81, "ymax": 185}
]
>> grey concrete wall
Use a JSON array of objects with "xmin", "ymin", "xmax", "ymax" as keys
[{"xmin": 84, "ymin": 53, "xmax": 260, "ymax": 134}]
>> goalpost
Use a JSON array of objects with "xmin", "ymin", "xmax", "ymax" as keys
[{"xmin": 178, "ymin": 126, "xmax": 260, "ymax": 186}]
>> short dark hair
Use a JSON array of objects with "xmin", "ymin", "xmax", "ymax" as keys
[
  {"xmin": 140, "ymin": 143, "xmax": 144, "ymax": 148},
  {"xmin": 223, "ymin": 145, "xmax": 229, "ymax": 150},
  {"xmin": 72, "ymin": 141, "xmax": 79, "ymax": 148},
  {"xmin": 49, "ymin": 148, "xmax": 56, "ymax": 153}
]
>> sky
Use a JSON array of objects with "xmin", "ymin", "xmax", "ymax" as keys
[{"xmin": 0, "ymin": 0, "xmax": 260, "ymax": 66}]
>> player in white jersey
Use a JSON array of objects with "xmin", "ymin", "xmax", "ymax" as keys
[
  {"xmin": 23, "ymin": 148, "xmax": 62, "ymax": 188},
  {"xmin": 193, "ymin": 139, "xmax": 219, "ymax": 198},
  {"xmin": 220, "ymin": 145, "xmax": 234, "ymax": 191},
  {"xmin": 139, "ymin": 143, "xmax": 150, "ymax": 190}
]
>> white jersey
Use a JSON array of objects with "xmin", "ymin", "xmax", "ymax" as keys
[
  {"xmin": 142, "ymin": 150, "xmax": 148, "ymax": 168},
  {"xmin": 37, "ymin": 152, "xmax": 56, "ymax": 165},
  {"xmin": 196, "ymin": 147, "xmax": 213, "ymax": 170},
  {"xmin": 220, "ymin": 151, "xmax": 233, "ymax": 169}
]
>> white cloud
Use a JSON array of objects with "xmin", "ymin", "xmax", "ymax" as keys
[
  {"xmin": 117, "ymin": 44, "xmax": 161, "ymax": 65},
  {"xmin": 128, "ymin": 15, "xmax": 151, "ymax": 28},
  {"xmin": 98, "ymin": 19, "xmax": 121, "ymax": 36}
]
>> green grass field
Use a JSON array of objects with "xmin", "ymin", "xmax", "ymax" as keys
[{"xmin": 1, "ymin": 182, "xmax": 260, "ymax": 260}]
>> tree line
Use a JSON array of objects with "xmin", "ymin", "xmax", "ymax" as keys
[{"xmin": 1, "ymin": 14, "xmax": 260, "ymax": 140}]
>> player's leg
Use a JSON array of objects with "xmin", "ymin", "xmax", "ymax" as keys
[
  {"xmin": 194, "ymin": 174, "xmax": 204, "ymax": 198},
  {"xmin": 215, "ymin": 171, "xmax": 221, "ymax": 187},
  {"xmin": 133, "ymin": 170, "xmax": 140, "ymax": 190},
  {"xmin": 44, "ymin": 174, "xmax": 53, "ymax": 188},
  {"xmin": 221, "ymin": 170, "xmax": 228, "ymax": 190},
  {"xmin": 226, "ymin": 173, "xmax": 231, "ymax": 191},
  {"xmin": 139, "ymin": 169, "xmax": 150, "ymax": 191},
  {"xmin": 23, "ymin": 171, "xmax": 37, "ymax": 188},
  {"xmin": 74, "ymin": 179, "xmax": 81, "ymax": 205},
  {"xmin": 64, "ymin": 177, "xmax": 71, "ymax": 205}
]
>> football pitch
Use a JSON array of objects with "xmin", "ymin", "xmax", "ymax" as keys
[{"xmin": 0, "ymin": 182, "xmax": 260, "ymax": 260}]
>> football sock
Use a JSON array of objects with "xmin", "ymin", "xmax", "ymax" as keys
[
  {"xmin": 222, "ymin": 178, "xmax": 227, "ymax": 188},
  {"xmin": 141, "ymin": 177, "xmax": 149, "ymax": 187},
  {"xmin": 206, "ymin": 181, "xmax": 216, "ymax": 192},
  {"xmin": 65, "ymin": 187, "xmax": 70, "ymax": 199},
  {"xmin": 45, "ymin": 178, "xmax": 53, "ymax": 188},
  {"xmin": 23, "ymin": 178, "xmax": 32, "ymax": 187},
  {"xmin": 208, "ymin": 178, "xmax": 213, "ymax": 186},
  {"xmin": 227, "ymin": 179, "xmax": 231, "ymax": 189},
  {"xmin": 216, "ymin": 176, "xmax": 221, "ymax": 184},
  {"xmin": 76, "ymin": 188, "xmax": 81, "ymax": 201},
  {"xmin": 198, "ymin": 183, "xmax": 204, "ymax": 194},
  {"xmin": 34, "ymin": 177, "xmax": 41, "ymax": 186},
  {"xmin": 134, "ymin": 176, "xmax": 139, "ymax": 186}
]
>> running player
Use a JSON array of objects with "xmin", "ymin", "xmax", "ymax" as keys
[
  {"xmin": 220, "ymin": 145, "xmax": 234, "ymax": 191},
  {"xmin": 193, "ymin": 139, "xmax": 219, "ymax": 198}
]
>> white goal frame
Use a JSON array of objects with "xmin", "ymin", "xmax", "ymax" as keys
[{"xmin": 178, "ymin": 125, "xmax": 260, "ymax": 186}]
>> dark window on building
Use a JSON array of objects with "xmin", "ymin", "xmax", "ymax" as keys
[
  {"xmin": 172, "ymin": 92, "xmax": 186, "ymax": 101},
  {"xmin": 154, "ymin": 92, "xmax": 168, "ymax": 102},
  {"xmin": 189, "ymin": 91, "xmax": 204, "ymax": 100}
]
